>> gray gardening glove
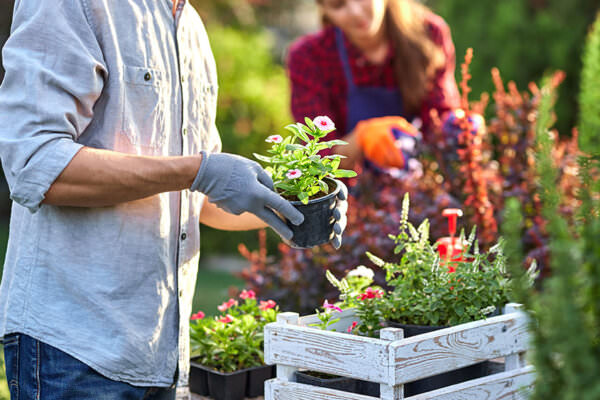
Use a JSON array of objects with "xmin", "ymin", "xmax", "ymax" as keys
[
  {"xmin": 191, "ymin": 151, "xmax": 304, "ymax": 241},
  {"xmin": 331, "ymin": 181, "xmax": 348, "ymax": 249}
]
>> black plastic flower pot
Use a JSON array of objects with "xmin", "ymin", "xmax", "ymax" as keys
[
  {"xmin": 287, "ymin": 178, "xmax": 341, "ymax": 249},
  {"xmin": 355, "ymin": 379, "xmax": 381, "ymax": 397},
  {"xmin": 295, "ymin": 370, "xmax": 357, "ymax": 393},
  {"xmin": 206, "ymin": 367, "xmax": 248, "ymax": 400},
  {"xmin": 189, "ymin": 360, "xmax": 210, "ymax": 396},
  {"xmin": 385, "ymin": 321, "xmax": 504, "ymax": 396},
  {"xmin": 245, "ymin": 364, "xmax": 276, "ymax": 397}
]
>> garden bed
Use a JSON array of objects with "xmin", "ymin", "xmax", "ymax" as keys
[{"xmin": 264, "ymin": 305, "xmax": 534, "ymax": 399}]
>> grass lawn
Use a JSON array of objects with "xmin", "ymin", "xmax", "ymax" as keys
[{"xmin": 192, "ymin": 267, "xmax": 245, "ymax": 316}]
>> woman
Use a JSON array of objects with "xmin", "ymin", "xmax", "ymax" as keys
[{"xmin": 287, "ymin": 0, "xmax": 460, "ymax": 170}]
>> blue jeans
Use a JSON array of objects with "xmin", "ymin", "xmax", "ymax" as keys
[{"xmin": 2, "ymin": 333, "xmax": 176, "ymax": 400}]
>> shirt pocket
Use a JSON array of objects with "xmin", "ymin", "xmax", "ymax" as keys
[{"xmin": 121, "ymin": 65, "xmax": 170, "ymax": 154}]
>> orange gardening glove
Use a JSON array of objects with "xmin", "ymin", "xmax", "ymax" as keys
[{"xmin": 355, "ymin": 116, "xmax": 419, "ymax": 169}]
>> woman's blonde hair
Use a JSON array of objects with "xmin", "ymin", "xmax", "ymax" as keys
[{"xmin": 318, "ymin": 0, "xmax": 446, "ymax": 115}]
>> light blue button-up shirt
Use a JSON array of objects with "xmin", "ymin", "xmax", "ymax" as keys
[{"xmin": 0, "ymin": 0, "xmax": 221, "ymax": 393}]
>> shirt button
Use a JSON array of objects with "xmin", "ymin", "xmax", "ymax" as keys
[
  {"xmin": 144, "ymin": 72, "xmax": 152, "ymax": 81},
  {"xmin": 181, "ymin": 233, "xmax": 187, "ymax": 241},
  {"xmin": 179, "ymin": 290, "xmax": 183, "ymax": 298},
  {"xmin": 180, "ymin": 76, "xmax": 185, "ymax": 83},
  {"xmin": 182, "ymin": 127, "xmax": 187, "ymax": 135}
]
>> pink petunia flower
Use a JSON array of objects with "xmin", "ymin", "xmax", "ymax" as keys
[
  {"xmin": 217, "ymin": 298, "xmax": 238, "ymax": 312},
  {"xmin": 323, "ymin": 300, "xmax": 342, "ymax": 313},
  {"xmin": 191, "ymin": 311, "xmax": 205, "ymax": 320},
  {"xmin": 259, "ymin": 300, "xmax": 277, "ymax": 311},
  {"xmin": 357, "ymin": 287, "xmax": 384, "ymax": 301},
  {"xmin": 239, "ymin": 289, "xmax": 256, "ymax": 300},
  {"xmin": 313, "ymin": 116, "xmax": 335, "ymax": 132},
  {"xmin": 266, "ymin": 135, "xmax": 283, "ymax": 143},
  {"xmin": 218, "ymin": 314, "xmax": 234, "ymax": 324},
  {"xmin": 347, "ymin": 321, "xmax": 358, "ymax": 333},
  {"xmin": 286, "ymin": 169, "xmax": 302, "ymax": 179}
]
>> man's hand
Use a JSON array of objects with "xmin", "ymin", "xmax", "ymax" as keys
[
  {"xmin": 191, "ymin": 151, "xmax": 304, "ymax": 241},
  {"xmin": 355, "ymin": 116, "xmax": 419, "ymax": 169}
]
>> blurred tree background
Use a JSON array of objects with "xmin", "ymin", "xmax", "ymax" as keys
[{"xmin": 431, "ymin": 0, "xmax": 599, "ymax": 136}]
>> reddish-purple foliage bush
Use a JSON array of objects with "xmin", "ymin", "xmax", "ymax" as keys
[{"xmin": 238, "ymin": 50, "xmax": 584, "ymax": 313}]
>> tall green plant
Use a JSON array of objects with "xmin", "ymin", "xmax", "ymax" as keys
[
  {"xmin": 503, "ymin": 67, "xmax": 600, "ymax": 398},
  {"xmin": 578, "ymin": 12, "xmax": 600, "ymax": 154}
]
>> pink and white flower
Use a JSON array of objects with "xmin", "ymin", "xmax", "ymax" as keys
[
  {"xmin": 218, "ymin": 314, "xmax": 234, "ymax": 324},
  {"xmin": 191, "ymin": 311, "xmax": 205, "ymax": 320},
  {"xmin": 357, "ymin": 287, "xmax": 384, "ymax": 301},
  {"xmin": 347, "ymin": 321, "xmax": 358, "ymax": 333},
  {"xmin": 313, "ymin": 116, "xmax": 335, "ymax": 132},
  {"xmin": 239, "ymin": 289, "xmax": 256, "ymax": 300},
  {"xmin": 217, "ymin": 298, "xmax": 238, "ymax": 312},
  {"xmin": 286, "ymin": 169, "xmax": 302, "ymax": 179},
  {"xmin": 323, "ymin": 300, "xmax": 342, "ymax": 313},
  {"xmin": 259, "ymin": 300, "xmax": 277, "ymax": 311},
  {"xmin": 266, "ymin": 135, "xmax": 283, "ymax": 143}
]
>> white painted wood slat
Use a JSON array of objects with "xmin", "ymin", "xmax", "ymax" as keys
[
  {"xmin": 264, "ymin": 307, "xmax": 533, "ymax": 400},
  {"xmin": 265, "ymin": 323, "xmax": 389, "ymax": 383},
  {"xmin": 406, "ymin": 366, "xmax": 535, "ymax": 400},
  {"xmin": 266, "ymin": 366, "xmax": 533, "ymax": 400},
  {"xmin": 391, "ymin": 314, "xmax": 529, "ymax": 384}
]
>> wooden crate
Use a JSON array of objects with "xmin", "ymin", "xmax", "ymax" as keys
[{"xmin": 264, "ymin": 304, "xmax": 533, "ymax": 400}]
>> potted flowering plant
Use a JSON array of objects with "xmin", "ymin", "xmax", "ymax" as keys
[
  {"xmin": 254, "ymin": 116, "xmax": 356, "ymax": 248},
  {"xmin": 292, "ymin": 266, "xmax": 384, "ymax": 396},
  {"xmin": 348, "ymin": 193, "xmax": 534, "ymax": 396},
  {"xmin": 189, "ymin": 290, "xmax": 278, "ymax": 400}
]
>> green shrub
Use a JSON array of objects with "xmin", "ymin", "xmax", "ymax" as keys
[
  {"xmin": 503, "ymin": 15, "xmax": 600, "ymax": 397},
  {"xmin": 433, "ymin": 0, "xmax": 599, "ymax": 134},
  {"xmin": 578, "ymin": 13, "xmax": 600, "ymax": 153}
]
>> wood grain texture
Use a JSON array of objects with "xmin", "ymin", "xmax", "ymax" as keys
[
  {"xmin": 391, "ymin": 314, "xmax": 529, "ymax": 384},
  {"xmin": 265, "ymin": 323, "xmax": 389, "ymax": 382},
  {"xmin": 265, "ymin": 366, "xmax": 533, "ymax": 400},
  {"xmin": 406, "ymin": 366, "xmax": 535, "ymax": 400},
  {"xmin": 265, "ymin": 379, "xmax": 377, "ymax": 400}
]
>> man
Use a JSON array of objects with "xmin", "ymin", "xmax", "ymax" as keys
[{"xmin": 0, "ymin": 0, "xmax": 347, "ymax": 399}]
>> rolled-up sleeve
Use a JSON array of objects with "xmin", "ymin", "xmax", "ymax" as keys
[{"xmin": 0, "ymin": 0, "xmax": 106, "ymax": 212}]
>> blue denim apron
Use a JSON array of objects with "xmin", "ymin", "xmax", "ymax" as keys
[
  {"xmin": 335, "ymin": 28, "xmax": 415, "ymax": 172},
  {"xmin": 335, "ymin": 28, "xmax": 407, "ymax": 133}
]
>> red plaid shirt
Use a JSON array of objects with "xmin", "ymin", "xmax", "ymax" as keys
[{"xmin": 287, "ymin": 12, "xmax": 460, "ymax": 141}]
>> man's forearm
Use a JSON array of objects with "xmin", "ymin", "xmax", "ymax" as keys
[
  {"xmin": 200, "ymin": 198, "xmax": 268, "ymax": 231},
  {"xmin": 43, "ymin": 147, "xmax": 202, "ymax": 207}
]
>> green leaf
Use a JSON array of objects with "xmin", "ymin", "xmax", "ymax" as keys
[
  {"xmin": 318, "ymin": 180, "xmax": 329, "ymax": 193},
  {"xmin": 304, "ymin": 117, "xmax": 316, "ymax": 132},
  {"xmin": 295, "ymin": 124, "xmax": 311, "ymax": 142},
  {"xmin": 275, "ymin": 182, "xmax": 296, "ymax": 192},
  {"xmin": 285, "ymin": 144, "xmax": 304, "ymax": 151},
  {"xmin": 284, "ymin": 124, "xmax": 300, "ymax": 135},
  {"xmin": 331, "ymin": 157, "xmax": 341, "ymax": 170},
  {"xmin": 298, "ymin": 192, "xmax": 309, "ymax": 204},
  {"xmin": 253, "ymin": 153, "xmax": 272, "ymax": 163},
  {"xmin": 322, "ymin": 139, "xmax": 348, "ymax": 148},
  {"xmin": 332, "ymin": 169, "xmax": 357, "ymax": 178}
]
